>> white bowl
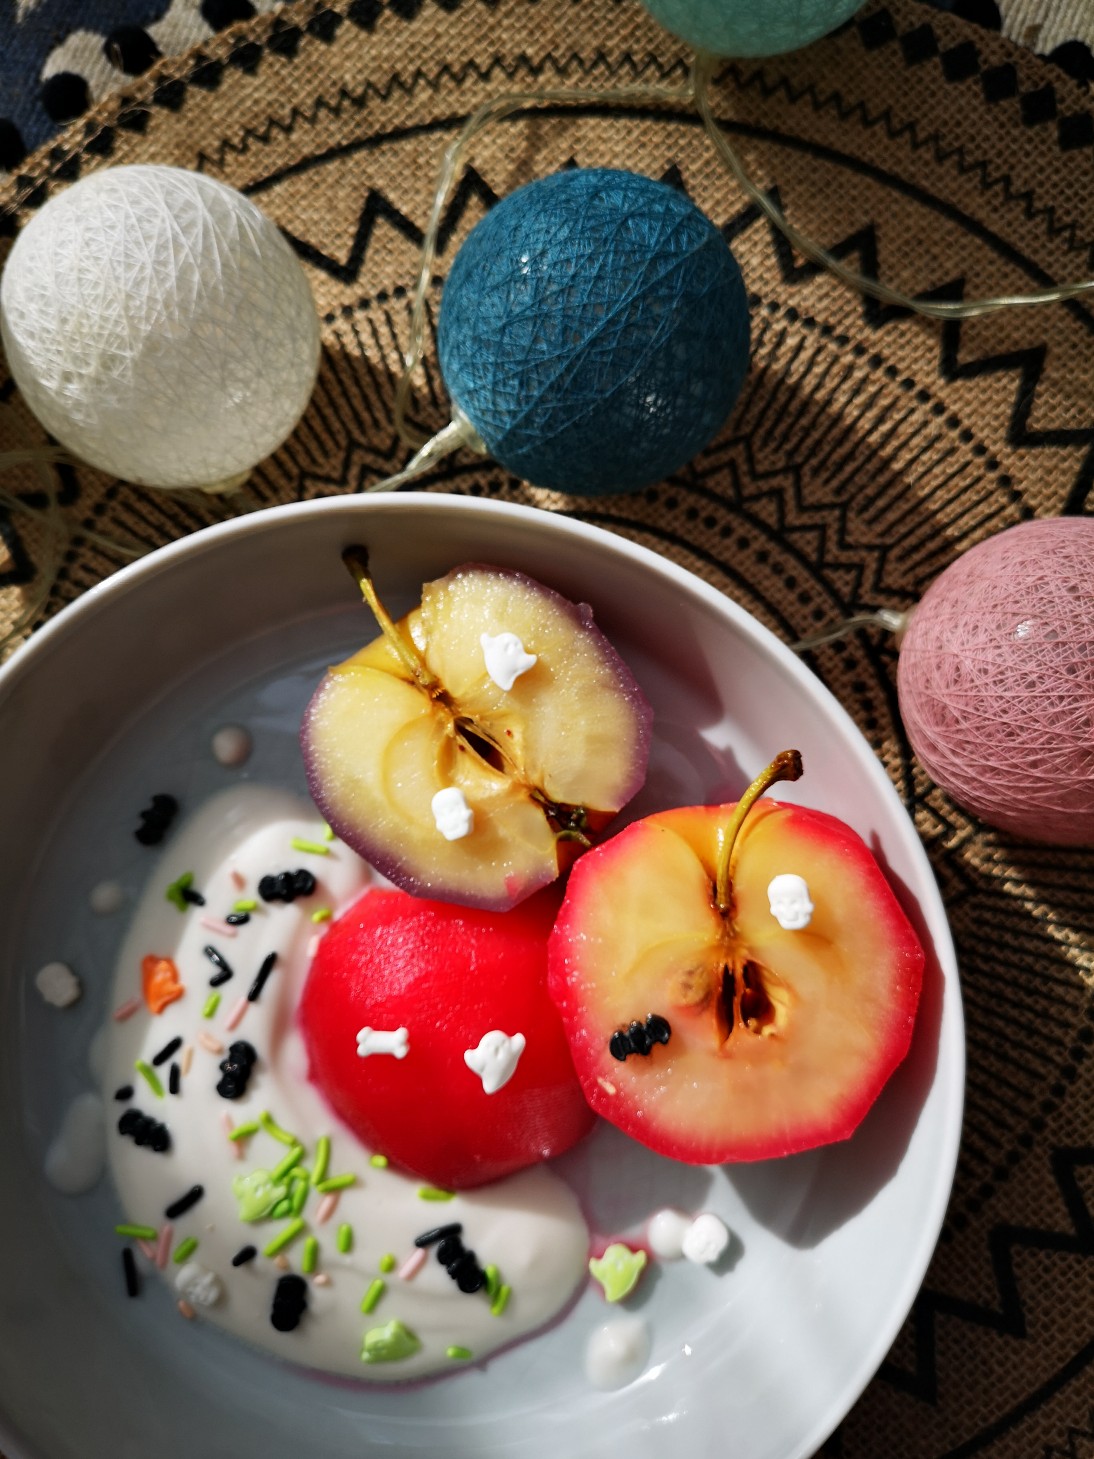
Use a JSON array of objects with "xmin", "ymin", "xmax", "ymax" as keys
[{"xmin": 0, "ymin": 493, "xmax": 963, "ymax": 1459}]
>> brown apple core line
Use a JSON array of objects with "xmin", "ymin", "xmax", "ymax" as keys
[{"xmin": 719, "ymin": 960, "xmax": 779, "ymax": 1041}]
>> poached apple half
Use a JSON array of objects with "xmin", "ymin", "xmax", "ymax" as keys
[
  {"xmin": 302, "ymin": 550, "xmax": 651, "ymax": 910},
  {"xmin": 547, "ymin": 752, "xmax": 925, "ymax": 1163}
]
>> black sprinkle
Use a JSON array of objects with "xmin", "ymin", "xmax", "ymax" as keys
[
  {"xmin": 270, "ymin": 1273, "xmax": 308, "ymax": 1332},
  {"xmin": 181, "ymin": 887, "xmax": 206, "ymax": 907},
  {"xmin": 259, "ymin": 869, "xmax": 316, "ymax": 904},
  {"xmin": 151, "ymin": 1035, "xmax": 182, "ymax": 1067},
  {"xmin": 114, "ymin": 1084, "xmax": 134, "ymax": 1101},
  {"xmin": 232, "ymin": 1245, "xmax": 257, "ymax": 1267},
  {"xmin": 168, "ymin": 1062, "xmax": 181, "ymax": 1096},
  {"xmin": 217, "ymin": 1040, "xmax": 258, "ymax": 1100},
  {"xmin": 118, "ymin": 1107, "xmax": 171, "ymax": 1153},
  {"xmin": 204, "ymin": 946, "xmax": 234, "ymax": 984},
  {"xmin": 225, "ymin": 912, "xmax": 250, "ymax": 926},
  {"xmin": 247, "ymin": 952, "xmax": 277, "ymax": 1002},
  {"xmin": 135, "ymin": 793, "xmax": 178, "ymax": 846},
  {"xmin": 122, "ymin": 1246, "xmax": 139, "ymax": 1297},
  {"xmin": 165, "ymin": 1184, "xmax": 204, "ymax": 1220},
  {"xmin": 414, "ymin": 1223, "xmax": 462, "ymax": 1248}
]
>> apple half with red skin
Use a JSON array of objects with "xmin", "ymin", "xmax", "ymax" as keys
[
  {"xmin": 299, "ymin": 884, "xmax": 596, "ymax": 1189},
  {"xmin": 547, "ymin": 752, "xmax": 925, "ymax": 1163},
  {"xmin": 301, "ymin": 549, "xmax": 651, "ymax": 912}
]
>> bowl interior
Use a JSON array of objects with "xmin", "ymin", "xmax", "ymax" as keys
[{"xmin": 0, "ymin": 494, "xmax": 963, "ymax": 1459}]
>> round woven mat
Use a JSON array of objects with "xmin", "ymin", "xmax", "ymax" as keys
[{"xmin": 2, "ymin": 0, "xmax": 1093, "ymax": 1454}]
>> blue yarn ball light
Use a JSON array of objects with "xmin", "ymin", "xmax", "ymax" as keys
[
  {"xmin": 436, "ymin": 168, "xmax": 750, "ymax": 496},
  {"xmin": 638, "ymin": 0, "xmax": 869, "ymax": 57}
]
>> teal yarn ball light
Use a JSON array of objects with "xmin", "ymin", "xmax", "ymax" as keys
[
  {"xmin": 436, "ymin": 168, "xmax": 750, "ymax": 496},
  {"xmin": 638, "ymin": 0, "xmax": 868, "ymax": 57}
]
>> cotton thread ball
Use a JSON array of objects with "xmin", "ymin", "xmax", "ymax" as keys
[
  {"xmin": 897, "ymin": 518, "xmax": 1094, "ymax": 845},
  {"xmin": 637, "ymin": 0, "xmax": 868, "ymax": 57},
  {"xmin": 436, "ymin": 168, "xmax": 750, "ymax": 495},
  {"xmin": 0, "ymin": 164, "xmax": 320, "ymax": 490}
]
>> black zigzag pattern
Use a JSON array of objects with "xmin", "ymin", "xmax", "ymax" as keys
[{"xmin": 881, "ymin": 1147, "xmax": 1094, "ymax": 1403}]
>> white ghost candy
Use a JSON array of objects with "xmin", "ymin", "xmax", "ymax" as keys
[
  {"xmin": 480, "ymin": 631, "xmax": 537, "ymax": 692},
  {"xmin": 175, "ymin": 1262, "xmax": 223, "ymax": 1309},
  {"xmin": 464, "ymin": 1030, "xmax": 527, "ymax": 1094},
  {"xmin": 767, "ymin": 873, "xmax": 814, "ymax": 931},
  {"xmin": 431, "ymin": 786, "xmax": 474, "ymax": 841},
  {"xmin": 682, "ymin": 1212, "xmax": 731, "ymax": 1265}
]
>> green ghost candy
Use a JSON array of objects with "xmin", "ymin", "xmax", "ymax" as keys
[
  {"xmin": 588, "ymin": 1243, "xmax": 648, "ymax": 1303},
  {"xmin": 361, "ymin": 1319, "xmax": 423, "ymax": 1365},
  {"xmin": 232, "ymin": 1169, "xmax": 289, "ymax": 1222}
]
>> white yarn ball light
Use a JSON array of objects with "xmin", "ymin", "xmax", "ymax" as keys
[{"xmin": 0, "ymin": 164, "xmax": 320, "ymax": 491}]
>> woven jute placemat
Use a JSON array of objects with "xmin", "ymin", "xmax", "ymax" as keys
[{"xmin": 2, "ymin": 0, "xmax": 1093, "ymax": 1454}]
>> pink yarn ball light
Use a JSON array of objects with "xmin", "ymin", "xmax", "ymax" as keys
[{"xmin": 897, "ymin": 518, "xmax": 1094, "ymax": 845}]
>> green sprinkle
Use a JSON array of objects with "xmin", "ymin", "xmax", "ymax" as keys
[
  {"xmin": 484, "ymin": 1264, "xmax": 500, "ymax": 1300},
  {"xmin": 263, "ymin": 1219, "xmax": 305, "ymax": 1258},
  {"xmin": 417, "ymin": 1186, "xmax": 455, "ymax": 1202},
  {"xmin": 232, "ymin": 898, "xmax": 257, "ymax": 913},
  {"xmin": 289, "ymin": 1166, "xmax": 311, "ymax": 1185},
  {"xmin": 322, "ymin": 823, "xmax": 336, "ymax": 841},
  {"xmin": 337, "ymin": 1223, "xmax": 353, "ymax": 1255},
  {"xmin": 314, "ymin": 1173, "xmax": 356, "ymax": 1193},
  {"xmin": 312, "ymin": 1135, "xmax": 330, "ymax": 1187},
  {"xmin": 202, "ymin": 991, "xmax": 221, "ymax": 1019},
  {"xmin": 369, "ymin": 1154, "xmax": 389, "ymax": 1169},
  {"xmin": 259, "ymin": 1111, "xmax": 298, "ymax": 1147},
  {"xmin": 379, "ymin": 1253, "xmax": 396, "ymax": 1274},
  {"xmin": 301, "ymin": 1236, "xmax": 319, "ymax": 1275},
  {"xmin": 115, "ymin": 1223, "xmax": 158, "ymax": 1240},
  {"xmin": 310, "ymin": 907, "xmax": 333, "ymax": 923},
  {"xmin": 291, "ymin": 836, "xmax": 330, "ymax": 856},
  {"xmin": 269, "ymin": 1197, "xmax": 294, "ymax": 1220},
  {"xmin": 446, "ymin": 1346, "xmax": 474, "ymax": 1361},
  {"xmin": 135, "ymin": 1060, "xmax": 164, "ymax": 1099},
  {"xmin": 490, "ymin": 1284, "xmax": 511, "ymax": 1318},
  {"xmin": 290, "ymin": 1179, "xmax": 309, "ymax": 1217},
  {"xmin": 165, "ymin": 871, "xmax": 194, "ymax": 912},
  {"xmin": 173, "ymin": 1236, "xmax": 198, "ymax": 1264},
  {"xmin": 228, "ymin": 1120, "xmax": 260, "ymax": 1141},
  {"xmin": 360, "ymin": 1278, "xmax": 386, "ymax": 1315},
  {"xmin": 271, "ymin": 1145, "xmax": 305, "ymax": 1182}
]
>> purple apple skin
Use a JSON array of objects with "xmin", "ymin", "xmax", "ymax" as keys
[{"xmin": 301, "ymin": 563, "xmax": 652, "ymax": 911}]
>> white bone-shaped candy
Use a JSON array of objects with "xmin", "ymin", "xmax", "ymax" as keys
[
  {"xmin": 464, "ymin": 1029, "xmax": 526, "ymax": 1094},
  {"xmin": 480, "ymin": 632, "xmax": 537, "ymax": 692},
  {"xmin": 356, "ymin": 1026, "xmax": 410, "ymax": 1059},
  {"xmin": 431, "ymin": 786, "xmax": 474, "ymax": 841},
  {"xmin": 767, "ymin": 873, "xmax": 814, "ymax": 931}
]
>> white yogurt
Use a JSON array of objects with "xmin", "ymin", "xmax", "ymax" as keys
[
  {"xmin": 101, "ymin": 785, "xmax": 590, "ymax": 1380},
  {"xmin": 584, "ymin": 1313, "xmax": 651, "ymax": 1390}
]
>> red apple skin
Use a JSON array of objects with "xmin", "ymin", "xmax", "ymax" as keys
[
  {"xmin": 299, "ymin": 885, "xmax": 596, "ymax": 1189},
  {"xmin": 547, "ymin": 800, "xmax": 925, "ymax": 1164}
]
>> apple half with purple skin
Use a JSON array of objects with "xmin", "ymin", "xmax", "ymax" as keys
[
  {"xmin": 302, "ymin": 549, "xmax": 652, "ymax": 911},
  {"xmin": 547, "ymin": 752, "xmax": 925, "ymax": 1163}
]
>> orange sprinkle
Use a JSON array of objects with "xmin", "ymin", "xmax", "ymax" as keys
[
  {"xmin": 198, "ymin": 1031, "xmax": 225, "ymax": 1056},
  {"xmin": 312, "ymin": 1273, "xmax": 331, "ymax": 1287},
  {"xmin": 177, "ymin": 1299, "xmax": 195, "ymax": 1320},
  {"xmin": 181, "ymin": 1044, "xmax": 194, "ymax": 1076},
  {"xmin": 141, "ymin": 955, "xmax": 184, "ymax": 1015},
  {"xmin": 274, "ymin": 1254, "xmax": 290, "ymax": 1271}
]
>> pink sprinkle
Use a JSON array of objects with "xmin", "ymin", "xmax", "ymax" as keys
[
  {"xmin": 200, "ymin": 916, "xmax": 237, "ymax": 938},
  {"xmin": 221, "ymin": 1110, "xmax": 245, "ymax": 1161},
  {"xmin": 156, "ymin": 1223, "xmax": 173, "ymax": 1270},
  {"xmin": 137, "ymin": 1239, "xmax": 157, "ymax": 1262},
  {"xmin": 177, "ymin": 1299, "xmax": 195, "ymax": 1321},
  {"xmin": 223, "ymin": 995, "xmax": 248, "ymax": 1032},
  {"xmin": 312, "ymin": 1273, "xmax": 331, "ymax": 1287},
  {"xmin": 314, "ymin": 1192, "xmax": 339, "ymax": 1226},
  {"xmin": 230, "ymin": 867, "xmax": 246, "ymax": 889},
  {"xmin": 198, "ymin": 1031, "xmax": 225, "ymax": 1055},
  {"xmin": 397, "ymin": 1247, "xmax": 427, "ymax": 1281},
  {"xmin": 181, "ymin": 1044, "xmax": 194, "ymax": 1076},
  {"xmin": 112, "ymin": 997, "xmax": 140, "ymax": 1022}
]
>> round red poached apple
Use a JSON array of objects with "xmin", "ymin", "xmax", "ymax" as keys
[
  {"xmin": 547, "ymin": 800, "xmax": 925, "ymax": 1163},
  {"xmin": 299, "ymin": 885, "xmax": 596, "ymax": 1189}
]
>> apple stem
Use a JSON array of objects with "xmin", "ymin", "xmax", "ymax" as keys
[
  {"xmin": 342, "ymin": 546, "xmax": 439, "ymax": 692},
  {"xmin": 714, "ymin": 750, "xmax": 803, "ymax": 916}
]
